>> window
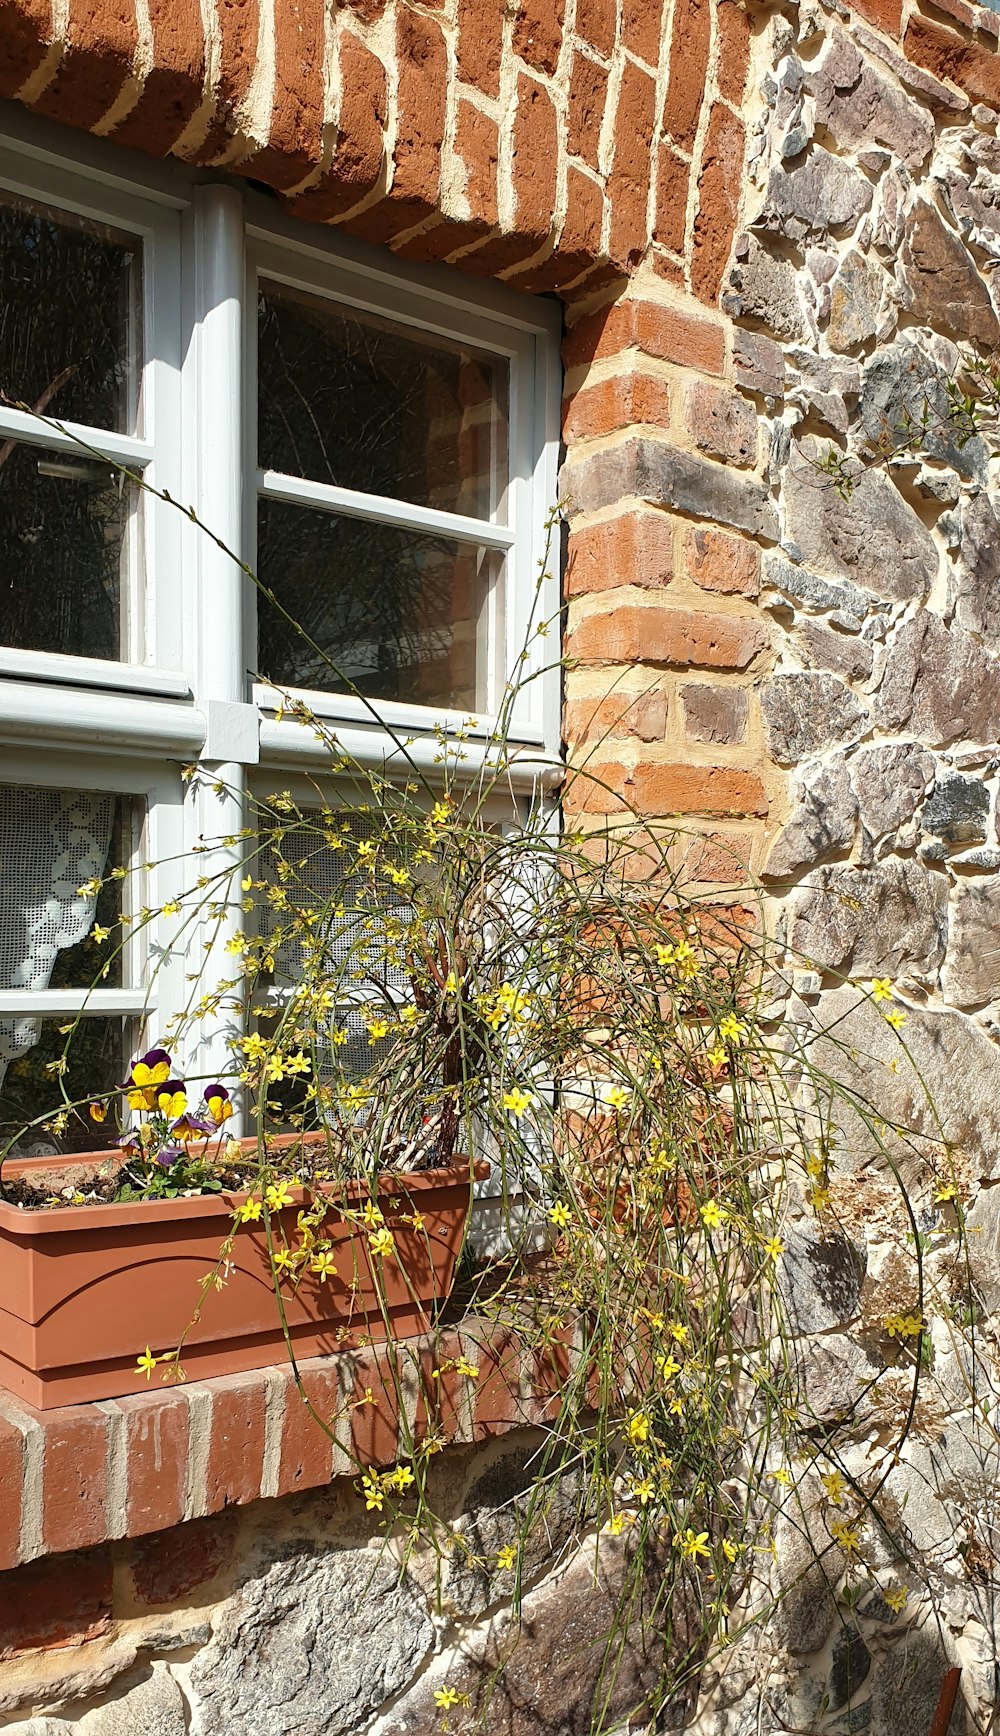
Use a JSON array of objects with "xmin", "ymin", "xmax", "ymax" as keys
[{"xmin": 0, "ymin": 113, "xmax": 559, "ymax": 1150}]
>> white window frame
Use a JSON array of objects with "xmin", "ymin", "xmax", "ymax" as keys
[{"xmin": 0, "ymin": 111, "xmax": 561, "ymax": 1129}]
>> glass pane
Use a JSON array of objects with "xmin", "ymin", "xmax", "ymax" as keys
[
  {"xmin": 0, "ymin": 1016, "xmax": 127, "ymax": 1159},
  {"xmin": 0, "ymin": 441, "xmax": 130, "ymax": 658},
  {"xmin": 0, "ymin": 785, "xmax": 126, "ymax": 994},
  {"xmin": 257, "ymin": 499, "xmax": 496, "ymax": 708},
  {"xmin": 258, "ymin": 282, "xmax": 508, "ymax": 520},
  {"xmin": 0, "ymin": 191, "xmax": 140, "ymax": 432}
]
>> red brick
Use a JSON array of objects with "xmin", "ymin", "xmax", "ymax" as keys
[
  {"xmin": 716, "ymin": 0, "xmax": 751, "ymax": 104},
  {"xmin": 288, "ymin": 32, "xmax": 387, "ymax": 220},
  {"xmin": 459, "ymin": 73, "xmax": 559, "ymax": 276},
  {"xmin": 684, "ymin": 830, "xmax": 752, "ymax": 884},
  {"xmin": 563, "ymin": 373, "xmax": 671, "ymax": 443},
  {"xmin": 412, "ymin": 1328, "xmax": 464, "ymax": 1448},
  {"xmin": 564, "ymin": 761, "xmax": 769, "ymax": 817},
  {"xmin": 41, "ymin": 1409, "xmax": 108, "ymax": 1555},
  {"xmin": 567, "ymin": 604, "xmax": 767, "ymax": 669},
  {"xmin": 692, "ymin": 104, "xmax": 746, "ymax": 306},
  {"xmin": 575, "ymin": 0, "xmax": 617, "ymax": 58},
  {"xmin": 564, "ymin": 689, "xmax": 668, "ymax": 746},
  {"xmin": 131, "ymin": 1515, "xmax": 233, "ymax": 1606},
  {"xmin": 563, "ymin": 297, "xmax": 725, "ymax": 375},
  {"xmin": 463, "ymin": 1326, "xmax": 528, "ymax": 1440},
  {"xmin": 204, "ymin": 1371, "xmax": 267, "ymax": 1512},
  {"xmin": 0, "ymin": 0, "xmax": 51, "ymax": 100},
  {"xmin": 565, "ymin": 512, "xmax": 674, "ymax": 595},
  {"xmin": 555, "ymin": 167, "xmax": 606, "ymax": 275},
  {"xmin": 342, "ymin": 0, "xmax": 387, "ymax": 18},
  {"xmin": 240, "ymin": 0, "xmax": 326, "ymax": 190},
  {"xmin": 685, "ymin": 524, "xmax": 760, "ymax": 596},
  {"xmin": 349, "ymin": 1343, "xmax": 403, "ymax": 1467},
  {"xmin": 192, "ymin": 0, "xmax": 259, "ymax": 162},
  {"xmin": 111, "ymin": 0, "xmax": 205, "ymax": 154},
  {"xmin": 117, "ymin": 1389, "xmax": 189, "ymax": 1537},
  {"xmin": 686, "ymin": 379, "xmax": 757, "ymax": 465},
  {"xmin": 608, "ymin": 59, "xmax": 657, "ymax": 267},
  {"xmin": 0, "ymin": 1412, "xmax": 23, "ymax": 1571},
  {"xmin": 903, "ymin": 16, "xmax": 1000, "ymax": 105},
  {"xmin": 275, "ymin": 1362, "xmax": 338, "ymax": 1496},
  {"xmin": 853, "ymin": 0, "xmax": 903, "ymax": 36},
  {"xmin": 0, "ymin": 1549, "xmax": 113, "ymax": 1657},
  {"xmin": 457, "ymin": 0, "xmax": 505, "ymax": 96},
  {"xmin": 514, "ymin": 0, "xmax": 565, "ymax": 75},
  {"xmin": 568, "ymin": 47, "xmax": 608, "ymax": 166},
  {"xmin": 622, "ymin": 0, "xmax": 664, "ymax": 65},
  {"xmin": 651, "ymin": 249, "xmax": 685, "ymax": 287},
  {"xmin": 31, "ymin": 0, "xmax": 136, "ymax": 130},
  {"xmin": 347, "ymin": 9, "xmax": 447, "ymax": 243},
  {"xmin": 455, "ymin": 99, "xmax": 499, "ymax": 230},
  {"xmin": 662, "ymin": 0, "xmax": 711, "ymax": 149},
  {"xmin": 655, "ymin": 144, "xmax": 689, "ymax": 254}
]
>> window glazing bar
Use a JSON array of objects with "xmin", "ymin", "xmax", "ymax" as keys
[
  {"xmin": 257, "ymin": 469, "xmax": 516, "ymax": 551},
  {"xmin": 0, "ymin": 405, "xmax": 152, "ymax": 468}
]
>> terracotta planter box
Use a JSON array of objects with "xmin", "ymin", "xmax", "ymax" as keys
[{"xmin": 0, "ymin": 1143, "xmax": 482, "ymax": 1410}]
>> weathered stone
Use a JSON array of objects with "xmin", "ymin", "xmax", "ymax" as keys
[
  {"xmin": 755, "ymin": 146, "xmax": 873, "ymax": 242},
  {"xmin": 827, "ymin": 251, "xmax": 883, "ymax": 352},
  {"xmin": 829, "ymin": 1623, "xmax": 873, "ymax": 1710},
  {"xmin": 682, "ymin": 683, "xmax": 749, "ymax": 744},
  {"xmin": 440, "ymin": 1448, "xmax": 586, "ymax": 1617},
  {"xmin": 783, "ymin": 444, "xmax": 939, "ymax": 601},
  {"xmin": 850, "ymin": 742, "xmax": 935, "ymax": 840},
  {"xmin": 900, "ymin": 200, "xmax": 1000, "ymax": 348},
  {"xmin": 869, "ymin": 1631, "xmax": 968, "ymax": 1736},
  {"xmin": 724, "ymin": 236, "xmax": 809, "ymax": 340},
  {"xmin": 187, "ymin": 1544, "xmax": 434, "ymax": 1736},
  {"xmin": 965, "ymin": 1184, "xmax": 1000, "ymax": 1311},
  {"xmin": 0, "ymin": 1642, "xmax": 139, "ymax": 1718},
  {"xmin": 804, "ymin": 32, "xmax": 934, "ymax": 167},
  {"xmin": 859, "ymin": 340, "xmax": 988, "ymax": 480},
  {"xmin": 773, "ymin": 1535, "xmax": 838, "ymax": 1655},
  {"xmin": 562, "ymin": 437, "xmax": 778, "ymax": 539},
  {"xmin": 921, "ymin": 772, "xmax": 989, "ymax": 845},
  {"xmin": 781, "ymin": 1227, "xmax": 866, "ymax": 1335},
  {"xmin": 763, "ymin": 550, "xmax": 872, "ymax": 622},
  {"xmin": 797, "ymin": 1333, "xmax": 879, "ymax": 1426},
  {"xmin": 764, "ymin": 757, "xmax": 857, "ymax": 879},
  {"xmin": 78, "ymin": 1665, "xmax": 187, "ymax": 1736},
  {"xmin": 733, "ymin": 328, "xmax": 785, "ymax": 399},
  {"xmin": 942, "ymin": 881, "xmax": 1000, "ymax": 1007},
  {"xmin": 943, "ymin": 152, "xmax": 1000, "ymax": 250},
  {"xmin": 954, "ymin": 490, "xmax": 1000, "ymax": 643},
  {"xmin": 789, "ymin": 858, "xmax": 947, "ymax": 976},
  {"xmin": 799, "ymin": 987, "xmax": 1000, "ymax": 1182},
  {"xmin": 795, "ymin": 619, "xmax": 873, "ymax": 682},
  {"xmin": 760, "ymin": 672, "xmax": 869, "ymax": 767},
  {"xmin": 854, "ymin": 24, "xmax": 970, "ymax": 114},
  {"xmin": 877, "ymin": 612, "xmax": 1000, "ymax": 746}
]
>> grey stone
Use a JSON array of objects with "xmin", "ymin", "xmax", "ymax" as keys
[
  {"xmin": 78, "ymin": 1666, "xmax": 187, "ymax": 1736},
  {"xmin": 760, "ymin": 672, "xmax": 870, "ymax": 766},
  {"xmin": 734, "ymin": 328, "xmax": 785, "ymax": 399},
  {"xmin": 870, "ymin": 1632, "xmax": 968, "ymax": 1736},
  {"xmin": 942, "ymin": 880, "xmax": 1000, "ymax": 1007},
  {"xmin": 805, "ymin": 32, "xmax": 935, "ymax": 167},
  {"xmin": 764, "ymin": 757, "xmax": 857, "ymax": 879},
  {"xmin": 795, "ymin": 619, "xmax": 873, "ymax": 681},
  {"xmin": 187, "ymin": 1544, "xmax": 434, "ymax": 1736},
  {"xmin": 854, "ymin": 25, "xmax": 970, "ymax": 112},
  {"xmin": 829, "ymin": 1623, "xmax": 873, "ymax": 1711},
  {"xmin": 965, "ymin": 1185, "xmax": 1000, "ymax": 1310},
  {"xmin": 850, "ymin": 742, "xmax": 935, "ymax": 840},
  {"xmin": 774, "ymin": 1536, "xmax": 839, "ymax": 1655},
  {"xmin": 781, "ymin": 1226, "xmax": 867, "ymax": 1334},
  {"xmin": 827, "ymin": 251, "xmax": 883, "ymax": 352},
  {"xmin": 439, "ymin": 1448, "xmax": 586, "ymax": 1618},
  {"xmin": 900, "ymin": 199, "xmax": 1000, "ymax": 347},
  {"xmin": 796, "ymin": 1333, "xmax": 879, "ymax": 1425},
  {"xmin": 763, "ymin": 550, "xmax": 872, "ymax": 622},
  {"xmin": 798, "ymin": 986, "xmax": 1000, "ymax": 1182},
  {"xmin": 725, "ymin": 236, "xmax": 809, "ymax": 341},
  {"xmin": 561, "ymin": 437, "xmax": 778, "ymax": 539},
  {"xmin": 954, "ymin": 845, "xmax": 1000, "ymax": 869},
  {"xmin": 859, "ymin": 340, "xmax": 988, "ymax": 480},
  {"xmin": 788, "ymin": 857, "xmax": 947, "ymax": 975},
  {"xmin": 682, "ymin": 683, "xmax": 749, "ymax": 744},
  {"xmin": 954, "ymin": 490, "xmax": 1000, "ymax": 643},
  {"xmin": 755, "ymin": 146, "xmax": 873, "ymax": 242},
  {"xmin": 877, "ymin": 612, "xmax": 1000, "ymax": 746},
  {"xmin": 0, "ymin": 1644, "xmax": 140, "ymax": 1718},
  {"xmin": 921, "ymin": 772, "xmax": 990, "ymax": 845},
  {"xmin": 783, "ymin": 444, "xmax": 938, "ymax": 601},
  {"xmin": 943, "ymin": 157, "xmax": 1000, "ymax": 250}
]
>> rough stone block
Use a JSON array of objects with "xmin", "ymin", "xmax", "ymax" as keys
[
  {"xmin": 681, "ymin": 683, "xmax": 749, "ymax": 744},
  {"xmin": 761, "ymin": 672, "xmax": 869, "ymax": 766},
  {"xmin": 562, "ymin": 437, "xmax": 778, "ymax": 538},
  {"xmin": 783, "ymin": 445, "xmax": 938, "ymax": 603},
  {"xmin": 789, "ymin": 858, "xmax": 947, "ymax": 976}
]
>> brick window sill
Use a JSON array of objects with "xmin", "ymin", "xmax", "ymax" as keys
[{"xmin": 0, "ymin": 1317, "xmax": 573, "ymax": 1572}]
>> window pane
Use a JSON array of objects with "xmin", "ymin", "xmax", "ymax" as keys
[
  {"xmin": 0, "ymin": 441, "xmax": 130, "ymax": 658},
  {"xmin": 257, "ymin": 500, "xmax": 497, "ymax": 708},
  {"xmin": 258, "ymin": 283, "xmax": 508, "ymax": 520},
  {"xmin": 0, "ymin": 191, "xmax": 140, "ymax": 433},
  {"xmin": 0, "ymin": 1016, "xmax": 127, "ymax": 1158},
  {"xmin": 0, "ymin": 785, "xmax": 126, "ymax": 995}
]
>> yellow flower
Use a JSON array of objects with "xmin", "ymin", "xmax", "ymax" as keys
[
  {"xmin": 669, "ymin": 1322, "xmax": 689, "ymax": 1345},
  {"xmin": 89, "ymin": 1100, "xmax": 108, "ymax": 1123},
  {"xmin": 361, "ymin": 1472, "xmax": 384, "ymax": 1511},
  {"xmin": 631, "ymin": 1476, "xmax": 656, "ymax": 1506},
  {"xmin": 884, "ymin": 1311, "xmax": 923, "ymax": 1339},
  {"xmin": 722, "ymin": 1539, "xmax": 739, "ymax": 1563},
  {"xmin": 363, "ymin": 1201, "xmax": 385, "ymax": 1229},
  {"xmin": 806, "ymin": 1184, "xmax": 830, "ymax": 1211},
  {"xmin": 934, "ymin": 1181, "xmax": 958, "ymax": 1204},
  {"xmin": 820, "ymin": 1470, "xmax": 847, "ymax": 1504},
  {"xmin": 700, "ymin": 1200, "xmax": 725, "ymax": 1230},
  {"xmin": 656, "ymin": 1353, "xmax": 681, "ymax": 1381},
  {"xmin": 456, "ymin": 1356, "xmax": 479, "ymax": 1379},
  {"xmin": 310, "ymin": 1250, "xmax": 338, "ymax": 1281},
  {"xmin": 677, "ymin": 1528, "xmax": 711, "ymax": 1562},
  {"xmin": 606, "ymin": 1512, "xmax": 628, "ymax": 1536},
  {"xmin": 331, "ymin": 1026, "xmax": 349, "ymax": 1047},
  {"xmin": 883, "ymin": 1006, "xmax": 907, "ymax": 1031},
  {"xmin": 502, "ymin": 1086, "xmax": 534, "ymax": 1118},
  {"xmin": 496, "ymin": 1543, "xmax": 517, "ymax": 1571},
  {"xmin": 430, "ymin": 801, "xmax": 451, "ymax": 827},
  {"xmin": 884, "ymin": 1584, "xmax": 909, "ymax": 1613},
  {"xmin": 235, "ymin": 1196, "xmax": 263, "ymax": 1224},
  {"xmin": 285, "ymin": 1049, "xmax": 311, "ymax": 1076},
  {"xmin": 871, "ymin": 978, "xmax": 893, "ymax": 1003},
  {"xmin": 549, "ymin": 1202, "xmax": 572, "ymax": 1230},
  {"xmin": 367, "ymin": 1020, "xmax": 389, "ymax": 1043},
  {"xmin": 706, "ymin": 1045, "xmax": 727, "ymax": 1069},
  {"xmin": 829, "ymin": 1517, "xmax": 861, "ymax": 1553},
  {"xmin": 91, "ymin": 923, "xmax": 111, "ymax": 944},
  {"xmin": 273, "ymin": 1248, "xmax": 297, "ymax": 1276},
  {"xmin": 368, "ymin": 1227, "xmax": 396, "ymax": 1259},
  {"xmin": 718, "ymin": 1013, "xmax": 748, "ymax": 1046},
  {"xmin": 605, "ymin": 1083, "xmax": 630, "ymax": 1111},
  {"xmin": 390, "ymin": 1464, "xmax": 415, "ymax": 1492},
  {"xmin": 762, "ymin": 1235, "xmax": 784, "ymax": 1261},
  {"xmin": 265, "ymin": 1182, "xmax": 295, "ymax": 1212},
  {"xmin": 136, "ymin": 1346, "xmax": 158, "ymax": 1381},
  {"xmin": 627, "ymin": 1410, "xmax": 651, "ymax": 1446},
  {"xmin": 433, "ymin": 1686, "xmax": 463, "ymax": 1711}
]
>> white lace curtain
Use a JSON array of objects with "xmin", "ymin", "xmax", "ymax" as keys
[{"xmin": 0, "ymin": 786, "xmax": 115, "ymax": 1093}]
